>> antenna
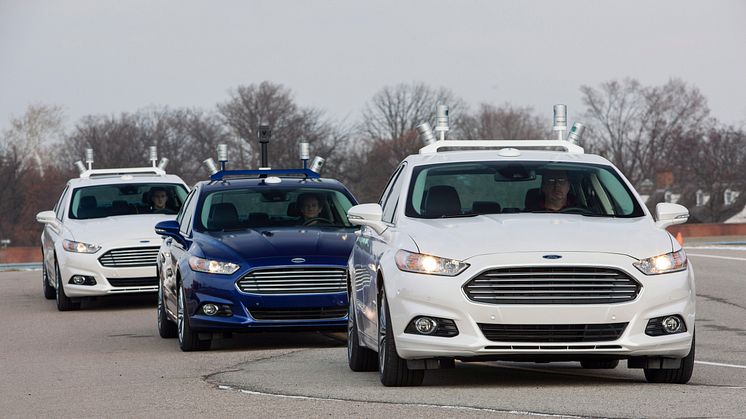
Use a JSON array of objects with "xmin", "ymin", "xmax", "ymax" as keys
[
  {"xmin": 258, "ymin": 122, "xmax": 271, "ymax": 169},
  {"xmin": 416, "ymin": 122, "xmax": 437, "ymax": 146},
  {"xmin": 299, "ymin": 142, "xmax": 310, "ymax": 169},
  {"xmin": 85, "ymin": 148, "xmax": 94, "ymax": 170},
  {"xmin": 553, "ymin": 104, "xmax": 567, "ymax": 141},
  {"xmin": 434, "ymin": 105, "xmax": 450, "ymax": 141},
  {"xmin": 217, "ymin": 144, "xmax": 228, "ymax": 171},
  {"xmin": 149, "ymin": 146, "xmax": 158, "ymax": 167}
]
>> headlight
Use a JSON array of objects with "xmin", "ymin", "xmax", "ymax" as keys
[
  {"xmin": 62, "ymin": 239, "xmax": 100, "ymax": 253},
  {"xmin": 633, "ymin": 249, "xmax": 687, "ymax": 275},
  {"xmin": 188, "ymin": 256, "xmax": 239, "ymax": 275},
  {"xmin": 395, "ymin": 250, "xmax": 469, "ymax": 276}
]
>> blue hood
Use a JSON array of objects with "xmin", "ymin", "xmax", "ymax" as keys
[{"xmin": 194, "ymin": 227, "xmax": 355, "ymax": 263}]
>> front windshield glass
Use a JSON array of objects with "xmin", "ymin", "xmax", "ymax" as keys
[
  {"xmin": 69, "ymin": 183, "xmax": 189, "ymax": 219},
  {"xmin": 197, "ymin": 187, "xmax": 356, "ymax": 231},
  {"xmin": 405, "ymin": 161, "xmax": 644, "ymax": 219}
]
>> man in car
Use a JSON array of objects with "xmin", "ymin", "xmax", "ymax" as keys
[
  {"xmin": 149, "ymin": 187, "xmax": 174, "ymax": 214},
  {"xmin": 532, "ymin": 170, "xmax": 574, "ymax": 212},
  {"xmin": 298, "ymin": 193, "xmax": 327, "ymax": 225}
]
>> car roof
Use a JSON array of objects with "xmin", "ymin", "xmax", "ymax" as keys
[
  {"xmin": 67, "ymin": 173, "xmax": 187, "ymax": 188},
  {"xmin": 195, "ymin": 176, "xmax": 354, "ymax": 194},
  {"xmin": 403, "ymin": 149, "xmax": 613, "ymax": 167}
]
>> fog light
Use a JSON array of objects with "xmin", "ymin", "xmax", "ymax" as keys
[
  {"xmin": 202, "ymin": 303, "xmax": 219, "ymax": 316},
  {"xmin": 71, "ymin": 275, "xmax": 85, "ymax": 285},
  {"xmin": 662, "ymin": 316, "xmax": 682, "ymax": 333},
  {"xmin": 414, "ymin": 317, "xmax": 438, "ymax": 335},
  {"xmin": 69, "ymin": 275, "xmax": 96, "ymax": 286}
]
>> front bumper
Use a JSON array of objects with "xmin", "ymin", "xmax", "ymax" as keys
[
  {"xmin": 58, "ymin": 245, "xmax": 158, "ymax": 297},
  {"xmin": 184, "ymin": 267, "xmax": 349, "ymax": 332},
  {"xmin": 385, "ymin": 252, "xmax": 695, "ymax": 360}
]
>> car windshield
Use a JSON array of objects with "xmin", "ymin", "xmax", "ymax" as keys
[
  {"xmin": 197, "ymin": 187, "xmax": 356, "ymax": 231},
  {"xmin": 69, "ymin": 183, "xmax": 189, "ymax": 219},
  {"xmin": 405, "ymin": 161, "xmax": 645, "ymax": 219}
]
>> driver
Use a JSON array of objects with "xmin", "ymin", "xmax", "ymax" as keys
[
  {"xmin": 298, "ymin": 193, "xmax": 326, "ymax": 225},
  {"xmin": 537, "ymin": 170, "xmax": 574, "ymax": 211}
]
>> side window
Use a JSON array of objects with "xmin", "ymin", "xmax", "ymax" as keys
[
  {"xmin": 382, "ymin": 165, "xmax": 408, "ymax": 224},
  {"xmin": 178, "ymin": 190, "xmax": 198, "ymax": 235},
  {"xmin": 176, "ymin": 190, "xmax": 195, "ymax": 226},
  {"xmin": 54, "ymin": 186, "xmax": 69, "ymax": 220},
  {"xmin": 378, "ymin": 164, "xmax": 406, "ymax": 206}
]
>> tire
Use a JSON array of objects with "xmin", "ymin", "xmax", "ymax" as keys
[
  {"xmin": 157, "ymin": 277, "xmax": 177, "ymax": 339},
  {"xmin": 42, "ymin": 258, "xmax": 55, "ymax": 300},
  {"xmin": 348, "ymin": 298, "xmax": 377, "ymax": 372},
  {"xmin": 378, "ymin": 288, "xmax": 424, "ymax": 386},
  {"xmin": 177, "ymin": 285, "xmax": 211, "ymax": 351},
  {"xmin": 55, "ymin": 259, "xmax": 79, "ymax": 311},
  {"xmin": 644, "ymin": 333, "xmax": 695, "ymax": 384},
  {"xmin": 580, "ymin": 359, "xmax": 619, "ymax": 369}
]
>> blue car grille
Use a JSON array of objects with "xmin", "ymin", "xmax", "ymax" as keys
[
  {"xmin": 237, "ymin": 267, "xmax": 347, "ymax": 294},
  {"xmin": 98, "ymin": 247, "xmax": 160, "ymax": 268}
]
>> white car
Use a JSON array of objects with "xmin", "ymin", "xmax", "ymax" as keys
[
  {"xmin": 346, "ymin": 139, "xmax": 694, "ymax": 386},
  {"xmin": 37, "ymin": 166, "xmax": 188, "ymax": 311}
]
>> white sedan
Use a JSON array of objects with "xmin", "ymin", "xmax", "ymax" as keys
[
  {"xmin": 37, "ymin": 167, "xmax": 188, "ymax": 311},
  {"xmin": 346, "ymin": 140, "xmax": 694, "ymax": 386}
]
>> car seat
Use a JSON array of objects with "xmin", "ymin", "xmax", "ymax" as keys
[
  {"xmin": 208, "ymin": 203, "xmax": 239, "ymax": 230},
  {"xmin": 423, "ymin": 185, "xmax": 462, "ymax": 217},
  {"xmin": 472, "ymin": 201, "xmax": 502, "ymax": 214}
]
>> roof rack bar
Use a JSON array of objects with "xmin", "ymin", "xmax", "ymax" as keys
[
  {"xmin": 418, "ymin": 140, "xmax": 584, "ymax": 154},
  {"xmin": 210, "ymin": 168, "xmax": 321, "ymax": 181},
  {"xmin": 79, "ymin": 167, "xmax": 167, "ymax": 179}
]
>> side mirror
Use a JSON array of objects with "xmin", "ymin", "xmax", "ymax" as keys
[
  {"xmin": 348, "ymin": 203, "xmax": 387, "ymax": 235},
  {"xmin": 155, "ymin": 220, "xmax": 183, "ymax": 243},
  {"xmin": 655, "ymin": 203, "xmax": 689, "ymax": 229},
  {"xmin": 36, "ymin": 210, "xmax": 57, "ymax": 225}
]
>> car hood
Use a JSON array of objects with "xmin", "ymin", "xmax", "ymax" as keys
[
  {"xmin": 195, "ymin": 228, "xmax": 356, "ymax": 261},
  {"xmin": 403, "ymin": 214, "xmax": 673, "ymax": 261},
  {"xmin": 66, "ymin": 215, "xmax": 173, "ymax": 243}
]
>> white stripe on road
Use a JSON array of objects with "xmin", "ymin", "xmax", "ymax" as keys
[
  {"xmin": 696, "ymin": 360, "xmax": 746, "ymax": 369},
  {"xmin": 687, "ymin": 253, "xmax": 746, "ymax": 262}
]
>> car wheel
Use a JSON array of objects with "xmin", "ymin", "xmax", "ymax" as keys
[
  {"xmin": 378, "ymin": 287, "xmax": 424, "ymax": 386},
  {"xmin": 55, "ymin": 259, "xmax": 79, "ymax": 311},
  {"xmin": 348, "ymin": 297, "xmax": 377, "ymax": 372},
  {"xmin": 42, "ymin": 258, "xmax": 55, "ymax": 300},
  {"xmin": 177, "ymin": 285, "xmax": 211, "ymax": 351},
  {"xmin": 580, "ymin": 359, "xmax": 619, "ymax": 369},
  {"xmin": 157, "ymin": 277, "xmax": 177, "ymax": 339},
  {"xmin": 644, "ymin": 333, "xmax": 695, "ymax": 384}
]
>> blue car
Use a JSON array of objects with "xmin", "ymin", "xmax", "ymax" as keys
[{"xmin": 154, "ymin": 168, "xmax": 358, "ymax": 351}]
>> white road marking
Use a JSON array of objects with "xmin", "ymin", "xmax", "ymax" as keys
[
  {"xmin": 687, "ymin": 253, "xmax": 746, "ymax": 262},
  {"xmin": 696, "ymin": 360, "xmax": 746, "ymax": 369},
  {"xmin": 217, "ymin": 385, "xmax": 591, "ymax": 418}
]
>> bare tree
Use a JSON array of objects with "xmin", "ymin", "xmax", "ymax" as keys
[
  {"xmin": 360, "ymin": 82, "xmax": 468, "ymax": 141},
  {"xmin": 218, "ymin": 81, "xmax": 342, "ymax": 170},
  {"xmin": 580, "ymin": 78, "xmax": 711, "ymax": 185},
  {"xmin": 460, "ymin": 103, "xmax": 548, "ymax": 140},
  {"xmin": 2, "ymin": 104, "xmax": 66, "ymax": 175}
]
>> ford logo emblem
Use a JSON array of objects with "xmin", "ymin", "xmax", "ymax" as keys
[
  {"xmin": 291, "ymin": 258, "xmax": 306, "ymax": 264},
  {"xmin": 542, "ymin": 255, "xmax": 562, "ymax": 259}
]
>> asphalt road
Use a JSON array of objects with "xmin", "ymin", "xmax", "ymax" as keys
[{"xmin": 1, "ymin": 247, "xmax": 744, "ymax": 418}]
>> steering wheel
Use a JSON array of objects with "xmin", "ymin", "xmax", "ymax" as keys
[
  {"xmin": 559, "ymin": 206, "xmax": 595, "ymax": 215},
  {"xmin": 302, "ymin": 217, "xmax": 332, "ymax": 226}
]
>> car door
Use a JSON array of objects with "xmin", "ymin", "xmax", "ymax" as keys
[
  {"xmin": 358, "ymin": 163, "xmax": 408, "ymax": 341},
  {"xmin": 44, "ymin": 185, "xmax": 69, "ymax": 284},
  {"xmin": 164, "ymin": 187, "xmax": 198, "ymax": 314}
]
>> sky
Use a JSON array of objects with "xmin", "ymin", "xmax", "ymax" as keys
[{"xmin": 1, "ymin": 0, "xmax": 745, "ymax": 131}]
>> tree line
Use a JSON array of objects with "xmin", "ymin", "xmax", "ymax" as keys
[{"xmin": 1, "ymin": 79, "xmax": 745, "ymax": 246}]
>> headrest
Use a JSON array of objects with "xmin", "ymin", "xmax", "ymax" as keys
[
  {"xmin": 80, "ymin": 196, "xmax": 97, "ymax": 209},
  {"xmin": 208, "ymin": 203, "xmax": 239, "ymax": 230},
  {"xmin": 287, "ymin": 202, "xmax": 300, "ymax": 217},
  {"xmin": 423, "ymin": 185, "xmax": 461, "ymax": 217},
  {"xmin": 472, "ymin": 201, "xmax": 502, "ymax": 214},
  {"xmin": 524, "ymin": 188, "xmax": 542, "ymax": 210}
]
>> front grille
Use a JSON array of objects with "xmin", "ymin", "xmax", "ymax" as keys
[
  {"xmin": 107, "ymin": 277, "xmax": 158, "ymax": 287},
  {"xmin": 249, "ymin": 307, "xmax": 347, "ymax": 320},
  {"xmin": 463, "ymin": 267, "xmax": 640, "ymax": 304},
  {"xmin": 237, "ymin": 267, "xmax": 347, "ymax": 294},
  {"xmin": 98, "ymin": 247, "xmax": 160, "ymax": 268},
  {"xmin": 479, "ymin": 323, "xmax": 628, "ymax": 343}
]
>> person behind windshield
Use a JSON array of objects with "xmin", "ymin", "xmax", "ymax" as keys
[
  {"xmin": 298, "ymin": 193, "xmax": 327, "ymax": 225},
  {"xmin": 149, "ymin": 187, "xmax": 173, "ymax": 214},
  {"xmin": 537, "ymin": 170, "xmax": 574, "ymax": 212}
]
